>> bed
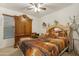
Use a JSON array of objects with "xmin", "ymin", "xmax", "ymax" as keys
[{"xmin": 18, "ymin": 22, "xmax": 70, "ymax": 56}]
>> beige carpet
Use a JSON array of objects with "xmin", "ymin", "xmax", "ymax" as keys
[
  {"xmin": 62, "ymin": 51, "xmax": 78, "ymax": 56},
  {"xmin": 0, "ymin": 47, "xmax": 23, "ymax": 56},
  {"xmin": 0, "ymin": 47, "xmax": 78, "ymax": 56}
]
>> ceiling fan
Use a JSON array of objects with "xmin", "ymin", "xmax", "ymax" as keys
[{"xmin": 25, "ymin": 3, "xmax": 46, "ymax": 12}]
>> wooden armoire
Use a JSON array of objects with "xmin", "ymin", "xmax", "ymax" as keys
[{"xmin": 14, "ymin": 15, "xmax": 32, "ymax": 48}]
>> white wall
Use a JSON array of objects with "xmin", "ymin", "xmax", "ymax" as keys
[
  {"xmin": 0, "ymin": 7, "xmax": 23, "ymax": 48},
  {"xmin": 0, "ymin": 14, "xmax": 4, "ymax": 48},
  {"xmin": 32, "ymin": 17, "xmax": 42, "ymax": 34}
]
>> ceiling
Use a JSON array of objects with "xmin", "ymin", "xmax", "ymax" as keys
[{"xmin": 0, "ymin": 3, "xmax": 73, "ymax": 18}]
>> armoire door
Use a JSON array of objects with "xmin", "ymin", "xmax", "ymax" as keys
[
  {"xmin": 24, "ymin": 19, "xmax": 32, "ymax": 36},
  {"xmin": 14, "ymin": 15, "xmax": 32, "ymax": 48},
  {"xmin": 14, "ymin": 16, "xmax": 25, "ymax": 36}
]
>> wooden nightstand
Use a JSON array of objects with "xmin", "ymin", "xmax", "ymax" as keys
[{"xmin": 32, "ymin": 33, "xmax": 39, "ymax": 38}]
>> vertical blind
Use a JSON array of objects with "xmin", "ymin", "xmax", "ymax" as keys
[{"xmin": 4, "ymin": 15, "xmax": 15, "ymax": 39}]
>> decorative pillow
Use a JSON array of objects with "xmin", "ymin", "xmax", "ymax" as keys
[
  {"xmin": 54, "ymin": 27, "xmax": 62, "ymax": 32},
  {"xmin": 58, "ymin": 31, "xmax": 67, "ymax": 37},
  {"xmin": 20, "ymin": 37, "xmax": 32, "ymax": 42}
]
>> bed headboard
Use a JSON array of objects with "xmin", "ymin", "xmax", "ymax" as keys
[{"xmin": 45, "ymin": 21, "xmax": 70, "ymax": 38}]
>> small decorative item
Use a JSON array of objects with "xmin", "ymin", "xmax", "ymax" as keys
[
  {"xmin": 42, "ymin": 22, "xmax": 47, "ymax": 34},
  {"xmin": 54, "ymin": 20, "xmax": 59, "ymax": 25},
  {"xmin": 48, "ymin": 23, "xmax": 50, "ymax": 27},
  {"xmin": 32, "ymin": 32, "xmax": 39, "ymax": 38},
  {"xmin": 42, "ymin": 22, "xmax": 47, "ymax": 27}
]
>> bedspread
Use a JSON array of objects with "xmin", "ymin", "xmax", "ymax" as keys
[{"xmin": 19, "ymin": 37, "xmax": 69, "ymax": 56}]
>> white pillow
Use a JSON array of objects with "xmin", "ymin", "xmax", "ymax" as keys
[
  {"xmin": 20, "ymin": 37, "xmax": 32, "ymax": 42},
  {"xmin": 54, "ymin": 28, "xmax": 62, "ymax": 32}
]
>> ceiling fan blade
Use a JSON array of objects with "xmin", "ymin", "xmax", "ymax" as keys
[
  {"xmin": 40, "ymin": 7, "xmax": 46, "ymax": 10},
  {"xmin": 29, "ymin": 3, "xmax": 36, "ymax": 7},
  {"xmin": 30, "ymin": 3, "xmax": 34, "ymax": 5},
  {"xmin": 25, "ymin": 7, "xmax": 33, "ymax": 10}
]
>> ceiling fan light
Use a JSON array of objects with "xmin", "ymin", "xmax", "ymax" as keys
[
  {"xmin": 37, "ymin": 8, "xmax": 41, "ymax": 11},
  {"xmin": 26, "ymin": 3, "xmax": 46, "ymax": 12},
  {"xmin": 34, "ymin": 7, "xmax": 38, "ymax": 12}
]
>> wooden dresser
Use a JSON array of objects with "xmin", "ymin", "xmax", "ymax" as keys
[{"xmin": 14, "ymin": 15, "xmax": 32, "ymax": 48}]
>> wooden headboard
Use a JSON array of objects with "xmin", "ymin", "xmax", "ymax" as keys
[{"xmin": 45, "ymin": 21, "xmax": 70, "ymax": 38}]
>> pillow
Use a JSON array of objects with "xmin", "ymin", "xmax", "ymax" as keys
[
  {"xmin": 20, "ymin": 37, "xmax": 32, "ymax": 42},
  {"xmin": 54, "ymin": 28, "xmax": 62, "ymax": 32}
]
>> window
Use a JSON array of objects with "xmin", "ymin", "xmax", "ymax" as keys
[{"xmin": 4, "ymin": 15, "xmax": 15, "ymax": 39}]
